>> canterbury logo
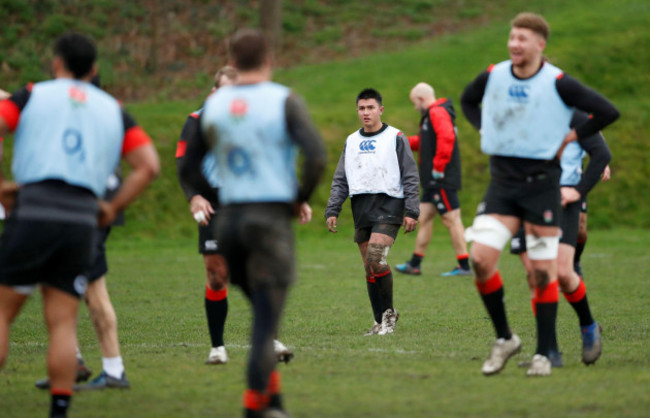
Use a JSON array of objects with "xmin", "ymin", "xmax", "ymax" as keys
[
  {"xmin": 359, "ymin": 140, "xmax": 376, "ymax": 152},
  {"xmin": 508, "ymin": 84, "xmax": 530, "ymax": 101}
]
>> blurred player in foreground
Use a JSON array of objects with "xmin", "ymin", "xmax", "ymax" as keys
[
  {"xmin": 176, "ymin": 66, "xmax": 293, "ymax": 365},
  {"xmin": 511, "ymin": 110, "xmax": 611, "ymax": 368},
  {"xmin": 180, "ymin": 29, "xmax": 326, "ymax": 418},
  {"xmin": 0, "ymin": 32, "xmax": 159, "ymax": 417},
  {"xmin": 32, "ymin": 76, "xmax": 132, "ymax": 391},
  {"xmin": 461, "ymin": 12, "xmax": 619, "ymax": 376}
]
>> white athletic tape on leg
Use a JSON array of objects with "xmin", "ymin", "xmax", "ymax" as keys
[
  {"xmin": 380, "ymin": 245, "xmax": 389, "ymax": 265},
  {"xmin": 465, "ymin": 215, "xmax": 512, "ymax": 251},
  {"xmin": 525, "ymin": 234, "xmax": 560, "ymax": 260}
]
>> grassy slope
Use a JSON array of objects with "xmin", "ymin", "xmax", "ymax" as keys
[
  {"xmin": 2, "ymin": 228, "xmax": 649, "ymax": 417},
  {"xmin": 108, "ymin": 0, "xmax": 649, "ymax": 241}
]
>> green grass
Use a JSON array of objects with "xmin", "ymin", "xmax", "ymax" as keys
[
  {"xmin": 1, "ymin": 2, "xmax": 649, "ymax": 415},
  {"xmin": 1, "ymin": 227, "xmax": 649, "ymax": 417}
]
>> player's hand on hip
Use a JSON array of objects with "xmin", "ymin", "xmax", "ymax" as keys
[
  {"xmin": 326, "ymin": 216, "xmax": 338, "ymax": 233},
  {"xmin": 0, "ymin": 180, "xmax": 18, "ymax": 214},
  {"xmin": 560, "ymin": 187, "xmax": 581, "ymax": 207},
  {"xmin": 97, "ymin": 200, "xmax": 117, "ymax": 228},
  {"xmin": 556, "ymin": 128, "xmax": 578, "ymax": 160},
  {"xmin": 403, "ymin": 216, "xmax": 418, "ymax": 233}
]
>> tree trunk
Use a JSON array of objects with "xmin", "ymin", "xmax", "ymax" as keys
[{"xmin": 259, "ymin": 0, "xmax": 283, "ymax": 54}]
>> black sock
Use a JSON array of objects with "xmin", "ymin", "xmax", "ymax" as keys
[
  {"xmin": 245, "ymin": 409, "xmax": 265, "ymax": 418},
  {"xmin": 574, "ymin": 237, "xmax": 587, "ymax": 265},
  {"xmin": 569, "ymin": 295, "xmax": 594, "ymax": 327},
  {"xmin": 50, "ymin": 393, "xmax": 71, "ymax": 418},
  {"xmin": 205, "ymin": 297, "xmax": 228, "ymax": 347},
  {"xmin": 480, "ymin": 287, "xmax": 512, "ymax": 340},
  {"xmin": 269, "ymin": 394, "xmax": 283, "ymax": 410},
  {"xmin": 457, "ymin": 254, "xmax": 470, "ymax": 270},
  {"xmin": 374, "ymin": 270, "xmax": 394, "ymax": 313},
  {"xmin": 535, "ymin": 302, "xmax": 558, "ymax": 356},
  {"xmin": 409, "ymin": 253, "xmax": 423, "ymax": 268},
  {"xmin": 366, "ymin": 278, "xmax": 383, "ymax": 323}
]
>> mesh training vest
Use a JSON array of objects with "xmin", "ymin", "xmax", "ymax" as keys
[{"xmin": 481, "ymin": 60, "xmax": 573, "ymax": 160}]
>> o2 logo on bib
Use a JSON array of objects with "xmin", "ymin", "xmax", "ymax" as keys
[
  {"xmin": 227, "ymin": 147, "xmax": 254, "ymax": 176},
  {"xmin": 62, "ymin": 129, "xmax": 85, "ymax": 162}
]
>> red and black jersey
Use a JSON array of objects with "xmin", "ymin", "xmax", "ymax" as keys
[{"xmin": 408, "ymin": 98, "xmax": 461, "ymax": 190}]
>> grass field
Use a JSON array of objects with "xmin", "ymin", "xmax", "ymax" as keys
[
  {"xmin": 1, "ymin": 2, "xmax": 649, "ymax": 416},
  {"xmin": 2, "ymin": 226, "xmax": 649, "ymax": 417}
]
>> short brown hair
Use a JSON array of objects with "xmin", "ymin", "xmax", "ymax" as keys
[
  {"xmin": 511, "ymin": 12, "xmax": 550, "ymax": 40},
  {"xmin": 228, "ymin": 28, "xmax": 269, "ymax": 71},
  {"xmin": 214, "ymin": 65, "xmax": 238, "ymax": 88}
]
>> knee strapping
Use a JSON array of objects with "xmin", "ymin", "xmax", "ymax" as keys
[
  {"xmin": 465, "ymin": 215, "xmax": 512, "ymax": 251},
  {"xmin": 526, "ymin": 234, "xmax": 559, "ymax": 260},
  {"xmin": 367, "ymin": 243, "xmax": 390, "ymax": 273}
]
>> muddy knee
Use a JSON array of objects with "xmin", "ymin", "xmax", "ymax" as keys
[
  {"xmin": 205, "ymin": 254, "xmax": 228, "ymax": 290},
  {"xmin": 366, "ymin": 243, "xmax": 390, "ymax": 275},
  {"xmin": 532, "ymin": 268, "xmax": 551, "ymax": 289}
]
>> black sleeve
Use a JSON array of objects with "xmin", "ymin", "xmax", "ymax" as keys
[
  {"xmin": 10, "ymin": 85, "xmax": 32, "ymax": 110},
  {"xmin": 572, "ymin": 111, "xmax": 612, "ymax": 197},
  {"xmin": 121, "ymin": 108, "xmax": 137, "ymax": 131},
  {"xmin": 178, "ymin": 113, "xmax": 215, "ymax": 200},
  {"xmin": 460, "ymin": 70, "xmax": 489, "ymax": 130},
  {"xmin": 285, "ymin": 93, "xmax": 327, "ymax": 203},
  {"xmin": 324, "ymin": 145, "xmax": 349, "ymax": 219},
  {"xmin": 176, "ymin": 114, "xmax": 202, "ymax": 201},
  {"xmin": 556, "ymin": 74, "xmax": 620, "ymax": 139}
]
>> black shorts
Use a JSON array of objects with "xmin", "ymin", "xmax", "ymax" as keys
[
  {"xmin": 478, "ymin": 178, "xmax": 561, "ymax": 227},
  {"xmin": 354, "ymin": 223, "xmax": 401, "ymax": 243},
  {"xmin": 559, "ymin": 200, "xmax": 581, "ymax": 247},
  {"xmin": 198, "ymin": 195, "xmax": 221, "ymax": 255},
  {"xmin": 0, "ymin": 218, "xmax": 94, "ymax": 298},
  {"xmin": 421, "ymin": 187, "xmax": 460, "ymax": 215},
  {"xmin": 199, "ymin": 213, "xmax": 220, "ymax": 254},
  {"xmin": 509, "ymin": 227, "xmax": 526, "ymax": 255},
  {"xmin": 88, "ymin": 227, "xmax": 111, "ymax": 282},
  {"xmin": 216, "ymin": 203, "xmax": 295, "ymax": 295}
]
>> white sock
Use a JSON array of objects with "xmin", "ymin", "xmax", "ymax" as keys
[
  {"xmin": 102, "ymin": 356, "xmax": 125, "ymax": 378},
  {"xmin": 76, "ymin": 347, "xmax": 83, "ymax": 361}
]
